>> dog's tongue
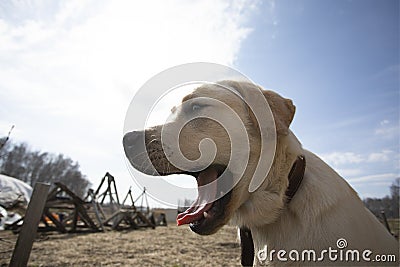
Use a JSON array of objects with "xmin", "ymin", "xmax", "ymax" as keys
[{"xmin": 177, "ymin": 168, "xmax": 218, "ymax": 226}]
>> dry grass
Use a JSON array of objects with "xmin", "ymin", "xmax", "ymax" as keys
[{"xmin": 1, "ymin": 225, "xmax": 241, "ymax": 266}]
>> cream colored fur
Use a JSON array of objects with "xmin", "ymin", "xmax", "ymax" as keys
[
  {"xmin": 126, "ymin": 80, "xmax": 399, "ymax": 266},
  {"xmin": 236, "ymin": 132, "xmax": 399, "ymax": 266},
  {"xmin": 223, "ymin": 82, "xmax": 399, "ymax": 266},
  {"xmin": 187, "ymin": 82, "xmax": 399, "ymax": 266}
]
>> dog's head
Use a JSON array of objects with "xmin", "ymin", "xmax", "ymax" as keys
[{"xmin": 123, "ymin": 81, "xmax": 295, "ymax": 235}]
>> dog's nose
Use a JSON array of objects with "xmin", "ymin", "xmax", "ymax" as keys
[
  {"xmin": 123, "ymin": 131, "xmax": 143, "ymax": 148},
  {"xmin": 123, "ymin": 130, "xmax": 158, "ymax": 175}
]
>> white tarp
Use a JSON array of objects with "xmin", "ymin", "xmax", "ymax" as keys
[
  {"xmin": 0, "ymin": 205, "xmax": 22, "ymax": 230},
  {"xmin": 0, "ymin": 174, "xmax": 31, "ymax": 230},
  {"xmin": 0, "ymin": 174, "xmax": 32, "ymax": 208}
]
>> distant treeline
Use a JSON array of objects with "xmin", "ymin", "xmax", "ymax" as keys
[
  {"xmin": 363, "ymin": 178, "xmax": 399, "ymax": 219},
  {"xmin": 0, "ymin": 137, "xmax": 91, "ymax": 198}
]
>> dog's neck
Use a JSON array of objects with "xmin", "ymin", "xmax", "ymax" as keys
[
  {"xmin": 240, "ymin": 131, "xmax": 399, "ymax": 266},
  {"xmin": 240, "ymin": 151, "xmax": 306, "ymax": 266},
  {"xmin": 233, "ymin": 131, "xmax": 304, "ymax": 226},
  {"xmin": 246, "ymin": 133, "xmax": 310, "ymax": 262},
  {"xmin": 249, "ymin": 132, "xmax": 360, "ymax": 258}
]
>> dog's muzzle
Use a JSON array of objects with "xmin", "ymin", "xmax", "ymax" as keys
[
  {"xmin": 123, "ymin": 130, "xmax": 155, "ymax": 175},
  {"xmin": 123, "ymin": 131, "xmax": 144, "ymax": 158}
]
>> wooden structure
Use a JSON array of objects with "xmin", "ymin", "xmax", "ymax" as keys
[
  {"xmin": 93, "ymin": 172, "xmax": 120, "ymax": 207},
  {"xmin": 133, "ymin": 187, "xmax": 150, "ymax": 214},
  {"xmin": 41, "ymin": 182, "xmax": 102, "ymax": 233},
  {"xmin": 102, "ymin": 208, "xmax": 155, "ymax": 230},
  {"xmin": 9, "ymin": 183, "xmax": 50, "ymax": 267},
  {"xmin": 121, "ymin": 186, "xmax": 135, "ymax": 207},
  {"xmin": 83, "ymin": 172, "xmax": 122, "ymax": 228},
  {"xmin": 130, "ymin": 187, "xmax": 167, "ymax": 227},
  {"xmin": 101, "ymin": 187, "xmax": 156, "ymax": 230},
  {"xmin": 9, "ymin": 172, "xmax": 161, "ymax": 234}
]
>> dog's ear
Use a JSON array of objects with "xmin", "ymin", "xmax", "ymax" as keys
[
  {"xmin": 218, "ymin": 81, "xmax": 296, "ymax": 135},
  {"xmin": 262, "ymin": 90, "xmax": 296, "ymax": 135}
]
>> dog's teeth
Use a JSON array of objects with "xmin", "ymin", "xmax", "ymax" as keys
[{"xmin": 203, "ymin": 212, "xmax": 208, "ymax": 218}]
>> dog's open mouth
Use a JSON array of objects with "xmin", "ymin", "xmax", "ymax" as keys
[{"xmin": 176, "ymin": 165, "xmax": 232, "ymax": 235}]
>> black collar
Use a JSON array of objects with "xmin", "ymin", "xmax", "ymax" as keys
[
  {"xmin": 240, "ymin": 155, "xmax": 306, "ymax": 266},
  {"xmin": 285, "ymin": 155, "xmax": 306, "ymax": 203}
]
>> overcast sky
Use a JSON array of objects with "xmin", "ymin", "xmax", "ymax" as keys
[{"xmin": 0, "ymin": 0, "xmax": 398, "ymax": 207}]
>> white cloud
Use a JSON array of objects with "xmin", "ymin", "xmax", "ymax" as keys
[
  {"xmin": 336, "ymin": 168, "xmax": 363, "ymax": 177},
  {"xmin": 380, "ymin": 119, "xmax": 389, "ymax": 126},
  {"xmin": 320, "ymin": 150, "xmax": 398, "ymax": 198},
  {"xmin": 367, "ymin": 150, "xmax": 392, "ymax": 163},
  {"xmin": 0, "ymin": 0, "xmax": 259, "ymax": 206},
  {"xmin": 348, "ymin": 173, "xmax": 398, "ymax": 184},
  {"xmin": 375, "ymin": 119, "xmax": 399, "ymax": 139},
  {"xmin": 320, "ymin": 150, "xmax": 395, "ymax": 166},
  {"xmin": 320, "ymin": 152, "xmax": 364, "ymax": 165}
]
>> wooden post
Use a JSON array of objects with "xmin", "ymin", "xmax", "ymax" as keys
[
  {"xmin": 9, "ymin": 183, "xmax": 50, "ymax": 267},
  {"xmin": 381, "ymin": 210, "xmax": 392, "ymax": 234}
]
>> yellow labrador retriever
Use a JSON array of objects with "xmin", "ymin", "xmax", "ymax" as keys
[{"xmin": 123, "ymin": 81, "xmax": 398, "ymax": 266}]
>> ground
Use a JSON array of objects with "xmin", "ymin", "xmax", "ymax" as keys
[{"xmin": 0, "ymin": 225, "xmax": 241, "ymax": 267}]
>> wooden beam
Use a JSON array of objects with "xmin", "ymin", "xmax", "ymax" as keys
[
  {"xmin": 9, "ymin": 183, "xmax": 50, "ymax": 267},
  {"xmin": 43, "ymin": 209, "xmax": 67, "ymax": 233}
]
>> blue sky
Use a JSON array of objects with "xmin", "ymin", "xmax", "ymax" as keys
[
  {"xmin": 0, "ymin": 0, "xmax": 398, "ymax": 206},
  {"xmin": 237, "ymin": 0, "xmax": 399, "ymax": 198}
]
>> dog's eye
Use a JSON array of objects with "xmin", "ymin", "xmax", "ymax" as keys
[
  {"xmin": 192, "ymin": 104, "xmax": 202, "ymax": 112},
  {"xmin": 185, "ymin": 102, "xmax": 208, "ymax": 113}
]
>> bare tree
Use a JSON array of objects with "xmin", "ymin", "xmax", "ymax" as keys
[
  {"xmin": 0, "ymin": 125, "xmax": 14, "ymax": 157},
  {"xmin": 390, "ymin": 178, "xmax": 399, "ymax": 218},
  {"xmin": 0, "ymin": 138, "xmax": 91, "ymax": 198},
  {"xmin": 363, "ymin": 178, "xmax": 400, "ymax": 219},
  {"xmin": 1, "ymin": 142, "xmax": 31, "ymax": 182}
]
